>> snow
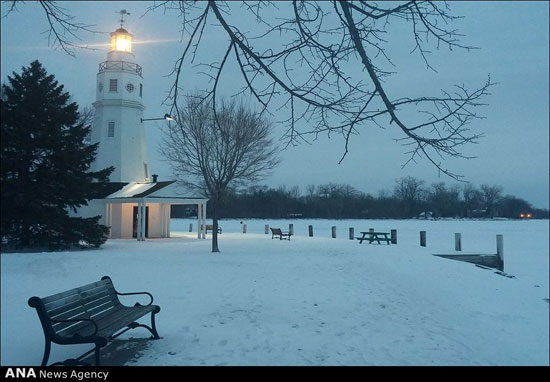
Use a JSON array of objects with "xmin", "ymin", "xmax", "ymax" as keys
[{"xmin": 1, "ymin": 218, "xmax": 549, "ymax": 366}]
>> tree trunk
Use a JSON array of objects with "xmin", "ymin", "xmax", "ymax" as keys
[{"xmin": 211, "ymin": 202, "xmax": 220, "ymax": 253}]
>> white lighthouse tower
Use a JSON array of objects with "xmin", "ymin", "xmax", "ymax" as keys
[
  {"xmin": 74, "ymin": 11, "xmax": 209, "ymax": 241},
  {"xmin": 90, "ymin": 12, "xmax": 149, "ymax": 182}
]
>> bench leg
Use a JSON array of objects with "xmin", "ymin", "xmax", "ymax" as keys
[
  {"xmin": 41, "ymin": 338, "xmax": 51, "ymax": 367},
  {"xmin": 94, "ymin": 345, "xmax": 101, "ymax": 366},
  {"xmin": 150, "ymin": 311, "xmax": 160, "ymax": 339},
  {"xmin": 128, "ymin": 311, "xmax": 160, "ymax": 339}
]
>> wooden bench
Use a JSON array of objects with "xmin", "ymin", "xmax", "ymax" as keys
[
  {"xmin": 270, "ymin": 227, "xmax": 291, "ymax": 240},
  {"xmin": 203, "ymin": 224, "xmax": 222, "ymax": 234},
  {"xmin": 28, "ymin": 276, "xmax": 161, "ymax": 366},
  {"xmin": 357, "ymin": 231, "xmax": 391, "ymax": 245}
]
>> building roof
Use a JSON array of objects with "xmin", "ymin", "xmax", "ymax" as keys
[{"xmin": 92, "ymin": 181, "xmax": 208, "ymax": 202}]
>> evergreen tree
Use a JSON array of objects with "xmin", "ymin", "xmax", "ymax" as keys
[{"xmin": 1, "ymin": 60, "xmax": 113, "ymax": 250}]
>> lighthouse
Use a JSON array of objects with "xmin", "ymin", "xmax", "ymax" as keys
[
  {"xmin": 90, "ymin": 16, "xmax": 149, "ymax": 182},
  {"xmin": 75, "ymin": 12, "xmax": 209, "ymax": 241}
]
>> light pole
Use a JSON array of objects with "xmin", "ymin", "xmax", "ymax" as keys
[{"xmin": 141, "ymin": 113, "xmax": 174, "ymax": 123}]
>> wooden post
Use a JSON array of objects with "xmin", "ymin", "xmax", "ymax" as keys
[
  {"xmin": 308, "ymin": 225, "xmax": 313, "ymax": 237},
  {"xmin": 332, "ymin": 226, "xmax": 336, "ymax": 238},
  {"xmin": 369, "ymin": 228, "xmax": 374, "ymax": 233},
  {"xmin": 455, "ymin": 233, "xmax": 462, "ymax": 251},
  {"xmin": 420, "ymin": 231, "xmax": 426, "ymax": 247},
  {"xmin": 496, "ymin": 234, "xmax": 504, "ymax": 271},
  {"xmin": 349, "ymin": 227, "xmax": 354, "ymax": 240},
  {"xmin": 265, "ymin": 224, "xmax": 269, "ymax": 234},
  {"xmin": 189, "ymin": 223, "xmax": 193, "ymax": 232},
  {"xmin": 243, "ymin": 224, "xmax": 247, "ymax": 234},
  {"xmin": 390, "ymin": 229, "xmax": 397, "ymax": 244},
  {"xmin": 289, "ymin": 224, "xmax": 294, "ymax": 236}
]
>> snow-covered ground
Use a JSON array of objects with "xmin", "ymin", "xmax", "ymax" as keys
[{"xmin": 1, "ymin": 218, "xmax": 548, "ymax": 366}]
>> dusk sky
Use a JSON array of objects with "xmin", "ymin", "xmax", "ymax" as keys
[{"xmin": 2, "ymin": 1, "xmax": 548, "ymax": 209}]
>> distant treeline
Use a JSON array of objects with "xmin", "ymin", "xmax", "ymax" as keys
[{"xmin": 172, "ymin": 176, "xmax": 549, "ymax": 220}]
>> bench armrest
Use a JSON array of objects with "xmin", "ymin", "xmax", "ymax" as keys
[
  {"xmin": 51, "ymin": 318, "xmax": 99, "ymax": 337},
  {"xmin": 115, "ymin": 291, "xmax": 154, "ymax": 306}
]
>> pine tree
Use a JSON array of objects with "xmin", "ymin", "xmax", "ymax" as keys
[{"xmin": 1, "ymin": 60, "xmax": 113, "ymax": 250}]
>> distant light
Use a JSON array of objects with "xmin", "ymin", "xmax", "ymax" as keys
[{"xmin": 520, "ymin": 213, "xmax": 524, "ymax": 218}]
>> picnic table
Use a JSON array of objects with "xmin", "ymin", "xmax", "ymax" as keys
[{"xmin": 357, "ymin": 231, "xmax": 391, "ymax": 245}]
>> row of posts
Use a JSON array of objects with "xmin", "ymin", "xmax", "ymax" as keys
[{"xmin": 189, "ymin": 223, "xmax": 501, "ymax": 255}]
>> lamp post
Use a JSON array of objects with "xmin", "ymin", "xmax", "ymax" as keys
[{"xmin": 141, "ymin": 113, "xmax": 174, "ymax": 123}]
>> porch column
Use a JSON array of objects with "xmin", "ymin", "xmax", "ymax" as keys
[
  {"xmin": 166, "ymin": 204, "xmax": 171, "ymax": 238},
  {"xmin": 138, "ymin": 199, "xmax": 146, "ymax": 241},
  {"xmin": 141, "ymin": 200, "xmax": 147, "ymax": 241},
  {"xmin": 201, "ymin": 204, "xmax": 204, "ymax": 239},
  {"xmin": 105, "ymin": 203, "xmax": 112, "ymax": 239},
  {"xmin": 136, "ymin": 201, "xmax": 142, "ymax": 241},
  {"xmin": 159, "ymin": 203, "xmax": 165, "ymax": 238},
  {"xmin": 202, "ymin": 201, "xmax": 207, "ymax": 239}
]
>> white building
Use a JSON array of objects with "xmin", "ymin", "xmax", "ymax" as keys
[{"xmin": 76, "ymin": 21, "xmax": 208, "ymax": 240}]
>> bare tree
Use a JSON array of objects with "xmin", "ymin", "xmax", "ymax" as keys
[
  {"xmin": 393, "ymin": 176, "xmax": 425, "ymax": 217},
  {"xmin": 16, "ymin": 1, "xmax": 494, "ymax": 179},
  {"xmin": 428, "ymin": 182, "xmax": 461, "ymax": 218},
  {"xmin": 145, "ymin": 1, "xmax": 493, "ymax": 180},
  {"xmin": 2, "ymin": 1, "xmax": 102, "ymax": 56},
  {"xmin": 160, "ymin": 95, "xmax": 279, "ymax": 252},
  {"xmin": 461, "ymin": 182, "xmax": 483, "ymax": 217},
  {"xmin": 76, "ymin": 105, "xmax": 95, "ymax": 144},
  {"xmin": 480, "ymin": 184, "xmax": 503, "ymax": 218}
]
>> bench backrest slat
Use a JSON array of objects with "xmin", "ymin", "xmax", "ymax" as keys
[
  {"xmin": 50, "ymin": 304, "xmax": 88, "ymax": 322},
  {"xmin": 95, "ymin": 308, "xmax": 142, "ymax": 334},
  {"xmin": 56, "ymin": 304, "xmax": 125, "ymax": 338},
  {"xmin": 53, "ymin": 314, "xmax": 91, "ymax": 336},
  {"xmin": 271, "ymin": 228, "xmax": 282, "ymax": 235},
  {"xmin": 46, "ymin": 295, "xmax": 84, "ymax": 318},
  {"xmin": 43, "ymin": 281, "xmax": 115, "ymax": 311},
  {"xmin": 56, "ymin": 321, "xmax": 96, "ymax": 338},
  {"xmin": 81, "ymin": 288, "xmax": 118, "ymax": 310},
  {"xmin": 88, "ymin": 304, "xmax": 124, "ymax": 323},
  {"xmin": 86, "ymin": 297, "xmax": 120, "ymax": 319},
  {"xmin": 41, "ymin": 279, "xmax": 111, "ymax": 305},
  {"xmin": 43, "ymin": 288, "xmax": 113, "ymax": 320}
]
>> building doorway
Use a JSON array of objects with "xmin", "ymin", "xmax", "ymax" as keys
[{"xmin": 132, "ymin": 206, "xmax": 149, "ymax": 238}]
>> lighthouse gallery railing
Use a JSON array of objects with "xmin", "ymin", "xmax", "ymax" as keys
[{"xmin": 98, "ymin": 61, "xmax": 142, "ymax": 77}]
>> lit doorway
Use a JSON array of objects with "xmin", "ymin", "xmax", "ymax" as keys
[{"xmin": 132, "ymin": 206, "xmax": 149, "ymax": 238}]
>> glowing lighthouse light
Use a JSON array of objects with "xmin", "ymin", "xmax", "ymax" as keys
[
  {"xmin": 110, "ymin": 10, "xmax": 133, "ymax": 53},
  {"xmin": 110, "ymin": 28, "xmax": 132, "ymax": 52}
]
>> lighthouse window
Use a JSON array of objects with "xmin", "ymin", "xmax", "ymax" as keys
[
  {"xmin": 139, "ymin": 83, "xmax": 143, "ymax": 97},
  {"xmin": 109, "ymin": 79, "xmax": 118, "ymax": 92},
  {"xmin": 107, "ymin": 122, "xmax": 115, "ymax": 138}
]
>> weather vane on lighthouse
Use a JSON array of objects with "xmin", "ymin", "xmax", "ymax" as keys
[{"xmin": 117, "ymin": 9, "xmax": 130, "ymax": 28}]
